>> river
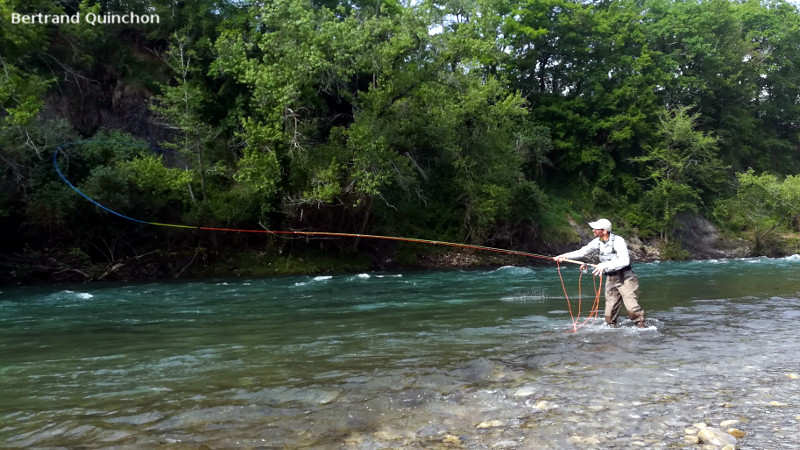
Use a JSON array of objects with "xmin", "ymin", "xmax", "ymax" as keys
[{"xmin": 2, "ymin": 257, "xmax": 799, "ymax": 448}]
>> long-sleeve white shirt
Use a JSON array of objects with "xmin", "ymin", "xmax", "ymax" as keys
[{"xmin": 560, "ymin": 233, "xmax": 631, "ymax": 273}]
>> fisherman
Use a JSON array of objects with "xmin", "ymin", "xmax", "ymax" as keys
[{"xmin": 554, "ymin": 218, "xmax": 647, "ymax": 328}]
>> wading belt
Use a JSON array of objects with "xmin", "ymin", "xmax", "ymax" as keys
[{"xmin": 605, "ymin": 265, "xmax": 632, "ymax": 276}]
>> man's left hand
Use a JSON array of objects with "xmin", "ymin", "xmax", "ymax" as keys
[{"xmin": 592, "ymin": 262, "xmax": 606, "ymax": 276}]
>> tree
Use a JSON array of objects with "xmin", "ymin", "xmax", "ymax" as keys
[
  {"xmin": 729, "ymin": 169, "xmax": 800, "ymax": 252},
  {"xmin": 350, "ymin": 0, "xmax": 544, "ymax": 242},
  {"xmin": 211, "ymin": 0, "xmax": 546, "ymax": 244},
  {"xmin": 501, "ymin": 0, "xmax": 669, "ymax": 207},
  {"xmin": 150, "ymin": 33, "xmax": 219, "ymax": 214},
  {"xmin": 631, "ymin": 106, "xmax": 727, "ymax": 240},
  {"xmin": 734, "ymin": 0, "xmax": 800, "ymax": 173},
  {"xmin": 643, "ymin": 0, "xmax": 800, "ymax": 174},
  {"xmin": 212, "ymin": 0, "xmax": 396, "ymax": 236}
]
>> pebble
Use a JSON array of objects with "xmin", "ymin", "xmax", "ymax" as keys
[
  {"xmin": 786, "ymin": 373, "xmax": 799, "ymax": 379},
  {"xmin": 373, "ymin": 430, "xmax": 403, "ymax": 441},
  {"xmin": 443, "ymin": 434, "xmax": 462, "ymax": 445},
  {"xmin": 534, "ymin": 400, "xmax": 553, "ymax": 411},
  {"xmin": 476, "ymin": 420, "xmax": 503, "ymax": 429},
  {"xmin": 513, "ymin": 386, "xmax": 536, "ymax": 397},
  {"xmin": 698, "ymin": 427, "xmax": 737, "ymax": 446},
  {"xmin": 727, "ymin": 428, "xmax": 746, "ymax": 438},
  {"xmin": 567, "ymin": 435, "xmax": 601, "ymax": 445},
  {"xmin": 344, "ymin": 433, "xmax": 364, "ymax": 445},
  {"xmin": 684, "ymin": 434, "xmax": 701, "ymax": 444}
]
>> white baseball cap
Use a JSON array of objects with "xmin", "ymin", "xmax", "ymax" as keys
[{"xmin": 588, "ymin": 218, "xmax": 612, "ymax": 231}]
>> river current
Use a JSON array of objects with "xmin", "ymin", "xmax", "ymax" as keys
[{"xmin": 2, "ymin": 257, "xmax": 799, "ymax": 449}]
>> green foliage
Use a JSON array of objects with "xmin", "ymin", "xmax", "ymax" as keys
[
  {"xmin": 622, "ymin": 206, "xmax": 660, "ymax": 240},
  {"xmin": 300, "ymin": 124, "xmax": 408, "ymax": 207},
  {"xmin": 533, "ymin": 196, "xmax": 581, "ymax": 245},
  {"xmin": 60, "ymin": 132, "xmax": 150, "ymax": 179},
  {"xmin": 214, "ymin": 148, "xmax": 282, "ymax": 224},
  {"xmin": 23, "ymin": 180, "xmax": 80, "ymax": 227},
  {"xmin": 718, "ymin": 169, "xmax": 800, "ymax": 253},
  {"xmin": 80, "ymin": 165, "xmax": 136, "ymax": 212},
  {"xmin": 115, "ymin": 155, "xmax": 196, "ymax": 218},
  {"xmin": 0, "ymin": 0, "xmax": 55, "ymax": 127},
  {"xmin": 213, "ymin": 0, "xmax": 348, "ymax": 151},
  {"xmin": 509, "ymin": 181, "xmax": 547, "ymax": 224},
  {"xmin": 121, "ymin": 156, "xmax": 193, "ymax": 193},
  {"xmin": 658, "ymin": 238, "xmax": 691, "ymax": 260},
  {"xmin": 234, "ymin": 149, "xmax": 281, "ymax": 195},
  {"xmin": 631, "ymin": 106, "xmax": 727, "ymax": 239},
  {"xmin": 6, "ymin": 0, "xmax": 800, "ymax": 282},
  {"xmin": 150, "ymin": 32, "xmax": 224, "ymax": 212}
]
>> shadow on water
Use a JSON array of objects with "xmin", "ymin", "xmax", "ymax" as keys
[{"xmin": 1, "ymin": 257, "xmax": 799, "ymax": 448}]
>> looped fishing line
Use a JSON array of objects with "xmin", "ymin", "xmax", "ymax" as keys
[{"xmin": 556, "ymin": 262, "xmax": 604, "ymax": 333}]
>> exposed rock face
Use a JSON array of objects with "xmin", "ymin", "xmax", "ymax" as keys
[
  {"xmin": 43, "ymin": 78, "xmax": 172, "ymax": 144},
  {"xmin": 674, "ymin": 213, "xmax": 722, "ymax": 256},
  {"xmin": 674, "ymin": 213, "xmax": 749, "ymax": 259}
]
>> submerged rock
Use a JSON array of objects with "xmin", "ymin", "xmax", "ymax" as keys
[
  {"xmin": 513, "ymin": 386, "xmax": 536, "ymax": 397},
  {"xmin": 373, "ymin": 429, "xmax": 404, "ymax": 441},
  {"xmin": 727, "ymin": 428, "xmax": 746, "ymax": 438},
  {"xmin": 698, "ymin": 427, "xmax": 737, "ymax": 446},
  {"xmin": 476, "ymin": 420, "xmax": 504, "ymax": 429},
  {"xmin": 533, "ymin": 400, "xmax": 554, "ymax": 411},
  {"xmin": 684, "ymin": 434, "xmax": 701, "ymax": 444},
  {"xmin": 416, "ymin": 424, "xmax": 447, "ymax": 438},
  {"xmin": 567, "ymin": 435, "xmax": 601, "ymax": 445},
  {"xmin": 442, "ymin": 434, "xmax": 462, "ymax": 445},
  {"xmin": 491, "ymin": 440, "xmax": 519, "ymax": 448}
]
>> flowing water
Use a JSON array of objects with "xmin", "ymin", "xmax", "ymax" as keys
[{"xmin": 2, "ymin": 257, "xmax": 800, "ymax": 449}]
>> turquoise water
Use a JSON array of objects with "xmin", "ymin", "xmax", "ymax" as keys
[{"xmin": 2, "ymin": 257, "xmax": 800, "ymax": 448}]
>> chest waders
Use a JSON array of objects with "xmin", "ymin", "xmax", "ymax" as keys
[{"xmin": 599, "ymin": 234, "xmax": 645, "ymax": 327}]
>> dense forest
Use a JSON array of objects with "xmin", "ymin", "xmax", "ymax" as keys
[{"xmin": 2, "ymin": 0, "xmax": 799, "ymax": 283}]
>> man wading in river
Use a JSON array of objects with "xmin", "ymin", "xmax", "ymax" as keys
[{"xmin": 555, "ymin": 219, "xmax": 647, "ymax": 328}]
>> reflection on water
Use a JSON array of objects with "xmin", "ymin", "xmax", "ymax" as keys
[{"xmin": 1, "ymin": 257, "xmax": 799, "ymax": 448}]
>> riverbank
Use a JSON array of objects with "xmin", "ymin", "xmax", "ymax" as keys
[{"xmin": 2, "ymin": 214, "xmax": 795, "ymax": 286}]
